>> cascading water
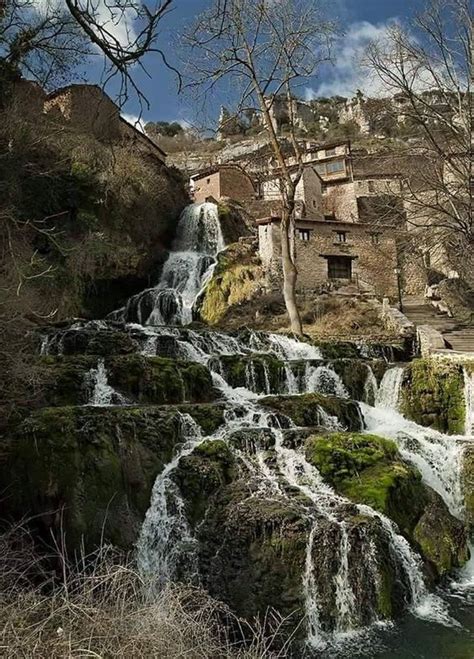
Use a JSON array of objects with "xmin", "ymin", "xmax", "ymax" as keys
[
  {"xmin": 42, "ymin": 201, "xmax": 473, "ymax": 653},
  {"xmin": 111, "ymin": 202, "xmax": 224, "ymax": 326},
  {"xmin": 375, "ymin": 366, "xmax": 405, "ymax": 410},
  {"xmin": 85, "ymin": 359, "xmax": 125, "ymax": 406}
]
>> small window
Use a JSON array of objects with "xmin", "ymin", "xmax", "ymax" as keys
[
  {"xmin": 299, "ymin": 229, "xmax": 311, "ymax": 241},
  {"xmin": 325, "ymin": 147, "xmax": 337, "ymax": 157},
  {"xmin": 206, "ymin": 178, "xmax": 211, "ymax": 184},
  {"xmin": 326, "ymin": 160, "xmax": 345, "ymax": 174},
  {"xmin": 315, "ymin": 163, "xmax": 327, "ymax": 175},
  {"xmin": 335, "ymin": 231, "xmax": 347, "ymax": 243},
  {"xmin": 368, "ymin": 180, "xmax": 375, "ymax": 193},
  {"xmin": 312, "ymin": 199, "xmax": 317, "ymax": 207},
  {"xmin": 369, "ymin": 232, "xmax": 380, "ymax": 245}
]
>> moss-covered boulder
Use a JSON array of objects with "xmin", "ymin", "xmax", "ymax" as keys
[
  {"xmin": 171, "ymin": 440, "xmax": 414, "ymax": 636},
  {"xmin": 212, "ymin": 353, "xmax": 285, "ymax": 394},
  {"xmin": 35, "ymin": 355, "xmax": 216, "ymax": 406},
  {"xmin": 196, "ymin": 483, "xmax": 310, "ymax": 628},
  {"xmin": 260, "ymin": 393, "xmax": 363, "ymax": 431},
  {"xmin": 199, "ymin": 241, "xmax": 263, "ymax": 326},
  {"xmin": 0, "ymin": 403, "xmax": 225, "ymax": 551},
  {"xmin": 305, "ymin": 432, "xmax": 469, "ymax": 579},
  {"xmin": 400, "ymin": 358, "xmax": 465, "ymax": 434},
  {"xmin": 461, "ymin": 444, "xmax": 474, "ymax": 526},
  {"xmin": 41, "ymin": 326, "xmax": 140, "ymax": 356}
]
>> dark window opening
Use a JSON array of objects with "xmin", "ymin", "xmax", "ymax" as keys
[
  {"xmin": 312, "ymin": 199, "xmax": 317, "ymax": 207},
  {"xmin": 368, "ymin": 180, "xmax": 375, "ymax": 193},
  {"xmin": 325, "ymin": 147, "xmax": 337, "ymax": 157},
  {"xmin": 369, "ymin": 232, "xmax": 380, "ymax": 244},
  {"xmin": 335, "ymin": 231, "xmax": 347, "ymax": 243},
  {"xmin": 299, "ymin": 229, "xmax": 311, "ymax": 241},
  {"xmin": 206, "ymin": 178, "xmax": 211, "ymax": 184},
  {"xmin": 328, "ymin": 256, "xmax": 352, "ymax": 280}
]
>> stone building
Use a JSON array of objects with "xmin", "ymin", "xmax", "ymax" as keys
[
  {"xmin": 44, "ymin": 84, "xmax": 167, "ymax": 162},
  {"xmin": 258, "ymin": 215, "xmax": 399, "ymax": 298},
  {"xmin": 190, "ymin": 164, "xmax": 256, "ymax": 203},
  {"xmin": 259, "ymin": 165, "xmax": 324, "ymax": 218}
]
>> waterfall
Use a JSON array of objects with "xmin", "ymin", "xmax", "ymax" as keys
[
  {"xmin": 283, "ymin": 363, "xmax": 299, "ymax": 394},
  {"xmin": 364, "ymin": 365, "xmax": 379, "ymax": 405},
  {"xmin": 137, "ymin": 413, "xmax": 204, "ymax": 585},
  {"xmin": 463, "ymin": 368, "xmax": 474, "ymax": 437},
  {"xmin": 111, "ymin": 202, "xmax": 224, "ymax": 326},
  {"xmin": 375, "ymin": 366, "xmax": 405, "ymax": 410},
  {"xmin": 85, "ymin": 359, "xmax": 124, "ymax": 406},
  {"xmin": 305, "ymin": 364, "xmax": 349, "ymax": 398}
]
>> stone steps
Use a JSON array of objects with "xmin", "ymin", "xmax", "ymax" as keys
[{"xmin": 403, "ymin": 297, "xmax": 474, "ymax": 353}]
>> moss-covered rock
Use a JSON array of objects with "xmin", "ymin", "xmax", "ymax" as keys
[
  {"xmin": 0, "ymin": 403, "xmax": 225, "ymax": 551},
  {"xmin": 413, "ymin": 489, "xmax": 469, "ymax": 578},
  {"xmin": 461, "ymin": 445, "xmax": 474, "ymax": 526},
  {"xmin": 260, "ymin": 393, "xmax": 363, "ymax": 431},
  {"xmin": 401, "ymin": 358, "xmax": 465, "ymax": 434},
  {"xmin": 213, "ymin": 353, "xmax": 285, "ymax": 394},
  {"xmin": 305, "ymin": 432, "xmax": 469, "ymax": 580},
  {"xmin": 199, "ymin": 241, "xmax": 263, "ymax": 326},
  {"xmin": 41, "ymin": 326, "xmax": 140, "ymax": 356},
  {"xmin": 34, "ymin": 355, "xmax": 216, "ymax": 406}
]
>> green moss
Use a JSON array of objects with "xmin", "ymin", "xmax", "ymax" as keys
[
  {"xmin": 1, "ymin": 403, "xmax": 225, "ymax": 552},
  {"xmin": 200, "ymin": 243, "xmax": 262, "ymax": 326},
  {"xmin": 401, "ymin": 358, "xmax": 465, "ymax": 434},
  {"xmin": 33, "ymin": 355, "xmax": 216, "ymax": 406},
  {"xmin": 174, "ymin": 439, "xmax": 235, "ymax": 526},
  {"xmin": 306, "ymin": 432, "xmax": 428, "ymax": 535},
  {"xmin": 217, "ymin": 354, "xmax": 284, "ymax": 393},
  {"xmin": 260, "ymin": 394, "xmax": 363, "ymax": 431},
  {"xmin": 413, "ymin": 490, "xmax": 469, "ymax": 577}
]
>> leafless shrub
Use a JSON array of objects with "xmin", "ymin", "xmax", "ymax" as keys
[{"xmin": 0, "ymin": 524, "xmax": 292, "ymax": 658}]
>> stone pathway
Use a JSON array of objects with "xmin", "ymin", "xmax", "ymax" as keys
[{"xmin": 403, "ymin": 296, "xmax": 474, "ymax": 353}]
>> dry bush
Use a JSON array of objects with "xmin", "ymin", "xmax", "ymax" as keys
[{"xmin": 0, "ymin": 525, "xmax": 291, "ymax": 658}]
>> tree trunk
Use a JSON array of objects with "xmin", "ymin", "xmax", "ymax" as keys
[{"xmin": 280, "ymin": 207, "xmax": 303, "ymax": 335}]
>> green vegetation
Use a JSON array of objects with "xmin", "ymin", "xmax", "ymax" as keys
[
  {"xmin": 260, "ymin": 393, "xmax": 363, "ymax": 431},
  {"xmin": 200, "ymin": 239, "xmax": 261, "ymax": 326},
  {"xmin": 305, "ymin": 432, "xmax": 468, "ymax": 577},
  {"xmin": 401, "ymin": 358, "xmax": 466, "ymax": 434}
]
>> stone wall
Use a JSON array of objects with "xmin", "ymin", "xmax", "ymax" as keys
[
  {"xmin": 44, "ymin": 84, "xmax": 121, "ymax": 141},
  {"xmin": 323, "ymin": 181, "xmax": 358, "ymax": 220},
  {"xmin": 261, "ymin": 167, "xmax": 323, "ymax": 218},
  {"xmin": 193, "ymin": 167, "xmax": 255, "ymax": 203},
  {"xmin": 193, "ymin": 171, "xmax": 221, "ymax": 202},
  {"xmin": 259, "ymin": 219, "xmax": 399, "ymax": 298},
  {"xmin": 10, "ymin": 79, "xmax": 46, "ymax": 119}
]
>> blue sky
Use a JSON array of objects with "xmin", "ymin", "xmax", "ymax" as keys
[{"xmin": 96, "ymin": 0, "xmax": 426, "ymax": 126}]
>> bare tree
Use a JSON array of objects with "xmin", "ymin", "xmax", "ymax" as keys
[
  {"xmin": 365, "ymin": 0, "xmax": 473, "ymax": 276},
  {"xmin": 0, "ymin": 0, "xmax": 177, "ymax": 106},
  {"xmin": 184, "ymin": 0, "xmax": 334, "ymax": 334}
]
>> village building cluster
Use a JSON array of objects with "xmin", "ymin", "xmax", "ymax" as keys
[{"xmin": 190, "ymin": 138, "xmax": 418, "ymax": 301}]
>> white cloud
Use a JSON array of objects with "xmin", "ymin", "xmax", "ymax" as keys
[
  {"xmin": 32, "ymin": 0, "xmax": 137, "ymax": 49},
  {"xmin": 121, "ymin": 112, "xmax": 146, "ymax": 132},
  {"xmin": 306, "ymin": 20, "xmax": 399, "ymax": 99}
]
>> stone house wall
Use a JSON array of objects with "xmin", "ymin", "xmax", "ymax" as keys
[
  {"xmin": 192, "ymin": 167, "xmax": 255, "ymax": 203},
  {"xmin": 261, "ymin": 167, "xmax": 323, "ymax": 217},
  {"xmin": 192, "ymin": 171, "xmax": 222, "ymax": 202},
  {"xmin": 322, "ymin": 181, "xmax": 358, "ymax": 220},
  {"xmin": 44, "ymin": 85, "xmax": 121, "ymax": 141},
  {"xmin": 259, "ymin": 218, "xmax": 399, "ymax": 299}
]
